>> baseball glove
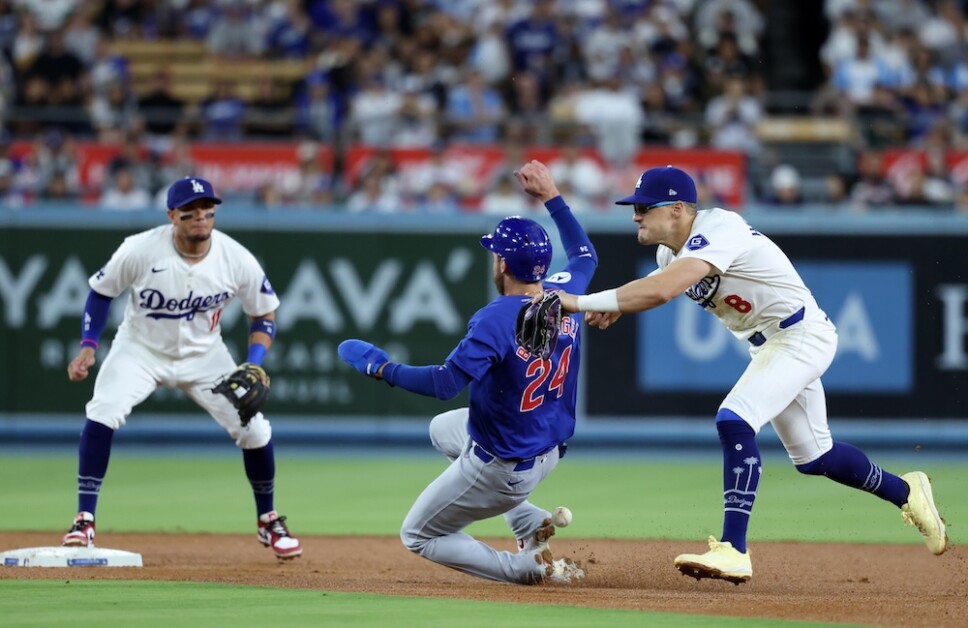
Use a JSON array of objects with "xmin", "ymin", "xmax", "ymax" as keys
[
  {"xmin": 212, "ymin": 363, "xmax": 270, "ymax": 426},
  {"xmin": 515, "ymin": 291, "xmax": 563, "ymax": 359}
]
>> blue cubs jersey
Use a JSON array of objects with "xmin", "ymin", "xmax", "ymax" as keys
[{"xmin": 447, "ymin": 265, "xmax": 592, "ymax": 460}]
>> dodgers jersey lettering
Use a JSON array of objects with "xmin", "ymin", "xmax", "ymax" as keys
[
  {"xmin": 446, "ymin": 266, "xmax": 591, "ymax": 460},
  {"xmin": 655, "ymin": 208, "xmax": 819, "ymax": 340},
  {"xmin": 90, "ymin": 225, "xmax": 280, "ymax": 358}
]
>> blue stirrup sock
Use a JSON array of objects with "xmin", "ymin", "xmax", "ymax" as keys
[
  {"xmin": 243, "ymin": 441, "xmax": 276, "ymax": 516},
  {"xmin": 795, "ymin": 441, "xmax": 909, "ymax": 507},
  {"xmin": 716, "ymin": 409, "xmax": 760, "ymax": 554},
  {"xmin": 77, "ymin": 419, "xmax": 114, "ymax": 515}
]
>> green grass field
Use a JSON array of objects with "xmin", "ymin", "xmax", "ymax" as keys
[{"xmin": 1, "ymin": 451, "xmax": 963, "ymax": 627}]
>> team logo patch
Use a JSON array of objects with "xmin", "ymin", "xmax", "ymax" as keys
[
  {"xmin": 260, "ymin": 276, "xmax": 275, "ymax": 295},
  {"xmin": 95, "ymin": 267, "xmax": 105, "ymax": 280},
  {"xmin": 686, "ymin": 234, "xmax": 710, "ymax": 251}
]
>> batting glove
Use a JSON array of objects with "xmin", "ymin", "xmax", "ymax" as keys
[{"xmin": 338, "ymin": 339, "xmax": 389, "ymax": 378}]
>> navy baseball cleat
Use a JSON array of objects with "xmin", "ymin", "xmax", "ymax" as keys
[
  {"xmin": 62, "ymin": 511, "xmax": 95, "ymax": 547},
  {"xmin": 900, "ymin": 471, "xmax": 948, "ymax": 555},
  {"xmin": 257, "ymin": 511, "xmax": 302, "ymax": 559}
]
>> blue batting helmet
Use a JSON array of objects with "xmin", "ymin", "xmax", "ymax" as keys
[{"xmin": 480, "ymin": 216, "xmax": 552, "ymax": 283}]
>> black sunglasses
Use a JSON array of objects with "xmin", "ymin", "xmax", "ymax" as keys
[{"xmin": 633, "ymin": 200, "xmax": 676, "ymax": 215}]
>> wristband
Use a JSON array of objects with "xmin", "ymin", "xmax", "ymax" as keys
[
  {"xmin": 249, "ymin": 318, "xmax": 276, "ymax": 339},
  {"xmin": 246, "ymin": 343, "xmax": 268, "ymax": 366},
  {"xmin": 576, "ymin": 289, "xmax": 620, "ymax": 312},
  {"xmin": 80, "ymin": 339, "xmax": 98, "ymax": 349}
]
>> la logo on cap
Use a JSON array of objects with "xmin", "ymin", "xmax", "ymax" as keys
[
  {"xmin": 635, "ymin": 174, "xmax": 643, "ymax": 189},
  {"xmin": 191, "ymin": 179, "xmax": 204, "ymax": 193}
]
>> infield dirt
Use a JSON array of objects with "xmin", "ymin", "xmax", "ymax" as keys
[{"xmin": 1, "ymin": 532, "xmax": 965, "ymax": 627}]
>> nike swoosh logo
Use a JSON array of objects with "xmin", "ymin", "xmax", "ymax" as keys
[
  {"xmin": 507, "ymin": 479, "xmax": 524, "ymax": 487},
  {"xmin": 151, "ymin": 267, "xmax": 166, "ymax": 273}
]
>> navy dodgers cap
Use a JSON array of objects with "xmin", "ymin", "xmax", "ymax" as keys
[
  {"xmin": 615, "ymin": 166, "xmax": 697, "ymax": 206},
  {"xmin": 167, "ymin": 176, "xmax": 223, "ymax": 210}
]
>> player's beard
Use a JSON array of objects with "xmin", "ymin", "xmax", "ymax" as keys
[{"xmin": 185, "ymin": 231, "xmax": 211, "ymax": 244}]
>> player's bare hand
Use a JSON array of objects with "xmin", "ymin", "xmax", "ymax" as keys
[
  {"xmin": 585, "ymin": 311, "xmax": 623, "ymax": 330},
  {"xmin": 553, "ymin": 292, "xmax": 579, "ymax": 313},
  {"xmin": 514, "ymin": 160, "xmax": 560, "ymax": 203},
  {"xmin": 67, "ymin": 347, "xmax": 96, "ymax": 382}
]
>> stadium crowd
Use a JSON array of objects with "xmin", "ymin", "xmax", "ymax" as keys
[{"xmin": 0, "ymin": 0, "xmax": 966, "ymax": 212}]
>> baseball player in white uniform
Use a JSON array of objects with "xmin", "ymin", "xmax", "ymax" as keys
[
  {"xmin": 61, "ymin": 176, "xmax": 301, "ymax": 559},
  {"xmin": 553, "ymin": 166, "xmax": 947, "ymax": 583}
]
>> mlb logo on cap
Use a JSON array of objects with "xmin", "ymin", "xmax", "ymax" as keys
[
  {"xmin": 615, "ymin": 166, "xmax": 697, "ymax": 206},
  {"xmin": 167, "ymin": 176, "xmax": 223, "ymax": 210}
]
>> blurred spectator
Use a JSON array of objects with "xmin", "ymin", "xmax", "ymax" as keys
[
  {"xmin": 245, "ymin": 77, "xmax": 294, "ymax": 138},
  {"xmin": 401, "ymin": 144, "xmax": 467, "ymax": 201},
  {"xmin": 548, "ymin": 144, "xmax": 606, "ymax": 202},
  {"xmin": 90, "ymin": 79, "xmax": 138, "ymax": 142},
  {"xmin": 445, "ymin": 68, "xmax": 505, "ymax": 143},
  {"xmin": 850, "ymin": 151, "xmax": 896, "ymax": 211},
  {"xmin": 392, "ymin": 83, "xmax": 438, "ymax": 147},
  {"xmin": 137, "ymin": 70, "xmax": 187, "ymax": 139},
  {"xmin": 705, "ymin": 76, "xmax": 761, "ymax": 153},
  {"xmin": 346, "ymin": 170, "xmax": 403, "ymax": 213},
  {"xmin": 0, "ymin": 1, "xmax": 17, "ymax": 54},
  {"xmin": 264, "ymin": 0, "xmax": 313, "ymax": 59},
  {"xmin": 468, "ymin": 20, "xmax": 511, "ymax": 85},
  {"xmin": 831, "ymin": 35, "xmax": 894, "ymax": 110},
  {"xmin": 19, "ymin": 0, "xmax": 77, "ymax": 31},
  {"xmin": 20, "ymin": 27, "xmax": 85, "ymax": 133},
  {"xmin": 505, "ymin": 0, "xmax": 559, "ymax": 78},
  {"xmin": 279, "ymin": 141, "xmax": 335, "ymax": 206},
  {"xmin": 32, "ymin": 129, "xmax": 80, "ymax": 198},
  {"xmin": 0, "ymin": 52, "xmax": 13, "ymax": 125},
  {"xmin": 39, "ymin": 169, "xmax": 80, "ymax": 201},
  {"xmin": 917, "ymin": 0, "xmax": 963, "ymax": 67},
  {"xmin": 420, "ymin": 181, "xmax": 461, "ymax": 213},
  {"xmin": 12, "ymin": 10, "xmax": 44, "ymax": 74},
  {"xmin": 349, "ymin": 73, "xmax": 402, "ymax": 146},
  {"xmin": 763, "ymin": 164, "xmax": 804, "ymax": 206},
  {"xmin": 206, "ymin": 0, "xmax": 263, "ymax": 58},
  {"xmin": 62, "ymin": 5, "xmax": 101, "ymax": 66},
  {"xmin": 573, "ymin": 75, "xmax": 644, "ymax": 166},
  {"xmin": 855, "ymin": 84, "xmax": 906, "ymax": 148},
  {"xmin": 296, "ymin": 73, "xmax": 340, "ymax": 143},
  {"xmin": 479, "ymin": 173, "xmax": 534, "ymax": 215},
  {"xmin": 702, "ymin": 32, "xmax": 758, "ymax": 98},
  {"xmin": 695, "ymin": 0, "xmax": 764, "ymax": 56},
  {"xmin": 822, "ymin": 173, "xmax": 850, "ymax": 209},
  {"xmin": 97, "ymin": 0, "xmax": 145, "ymax": 38},
  {"xmin": 107, "ymin": 133, "xmax": 150, "ymax": 191},
  {"xmin": 583, "ymin": 8, "xmax": 633, "ymax": 82},
  {"xmin": 87, "ymin": 38, "xmax": 128, "ymax": 98},
  {"xmin": 200, "ymin": 81, "xmax": 247, "ymax": 141},
  {"xmin": 100, "ymin": 165, "xmax": 151, "ymax": 210},
  {"xmin": 504, "ymin": 70, "xmax": 547, "ymax": 144},
  {"xmin": 900, "ymin": 81, "xmax": 947, "ymax": 146}
]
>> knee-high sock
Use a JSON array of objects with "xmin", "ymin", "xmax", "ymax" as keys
[
  {"xmin": 796, "ymin": 441, "xmax": 909, "ymax": 507},
  {"xmin": 716, "ymin": 410, "xmax": 760, "ymax": 553},
  {"xmin": 77, "ymin": 419, "xmax": 114, "ymax": 515},
  {"xmin": 243, "ymin": 441, "xmax": 275, "ymax": 516}
]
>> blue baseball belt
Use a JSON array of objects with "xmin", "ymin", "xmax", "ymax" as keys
[
  {"xmin": 471, "ymin": 442, "xmax": 555, "ymax": 472},
  {"xmin": 748, "ymin": 306, "xmax": 805, "ymax": 347}
]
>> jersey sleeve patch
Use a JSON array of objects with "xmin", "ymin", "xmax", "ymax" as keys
[
  {"xmin": 260, "ymin": 276, "xmax": 275, "ymax": 295},
  {"xmin": 544, "ymin": 271, "xmax": 572, "ymax": 284},
  {"xmin": 686, "ymin": 234, "xmax": 710, "ymax": 251}
]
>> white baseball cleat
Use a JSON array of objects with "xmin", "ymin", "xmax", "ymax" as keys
[
  {"xmin": 674, "ymin": 536, "xmax": 752, "ymax": 585},
  {"xmin": 900, "ymin": 471, "xmax": 947, "ymax": 555}
]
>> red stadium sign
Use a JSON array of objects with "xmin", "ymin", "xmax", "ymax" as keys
[{"xmin": 8, "ymin": 140, "xmax": 745, "ymax": 207}]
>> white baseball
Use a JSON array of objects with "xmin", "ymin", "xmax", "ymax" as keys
[{"xmin": 552, "ymin": 506, "xmax": 572, "ymax": 528}]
